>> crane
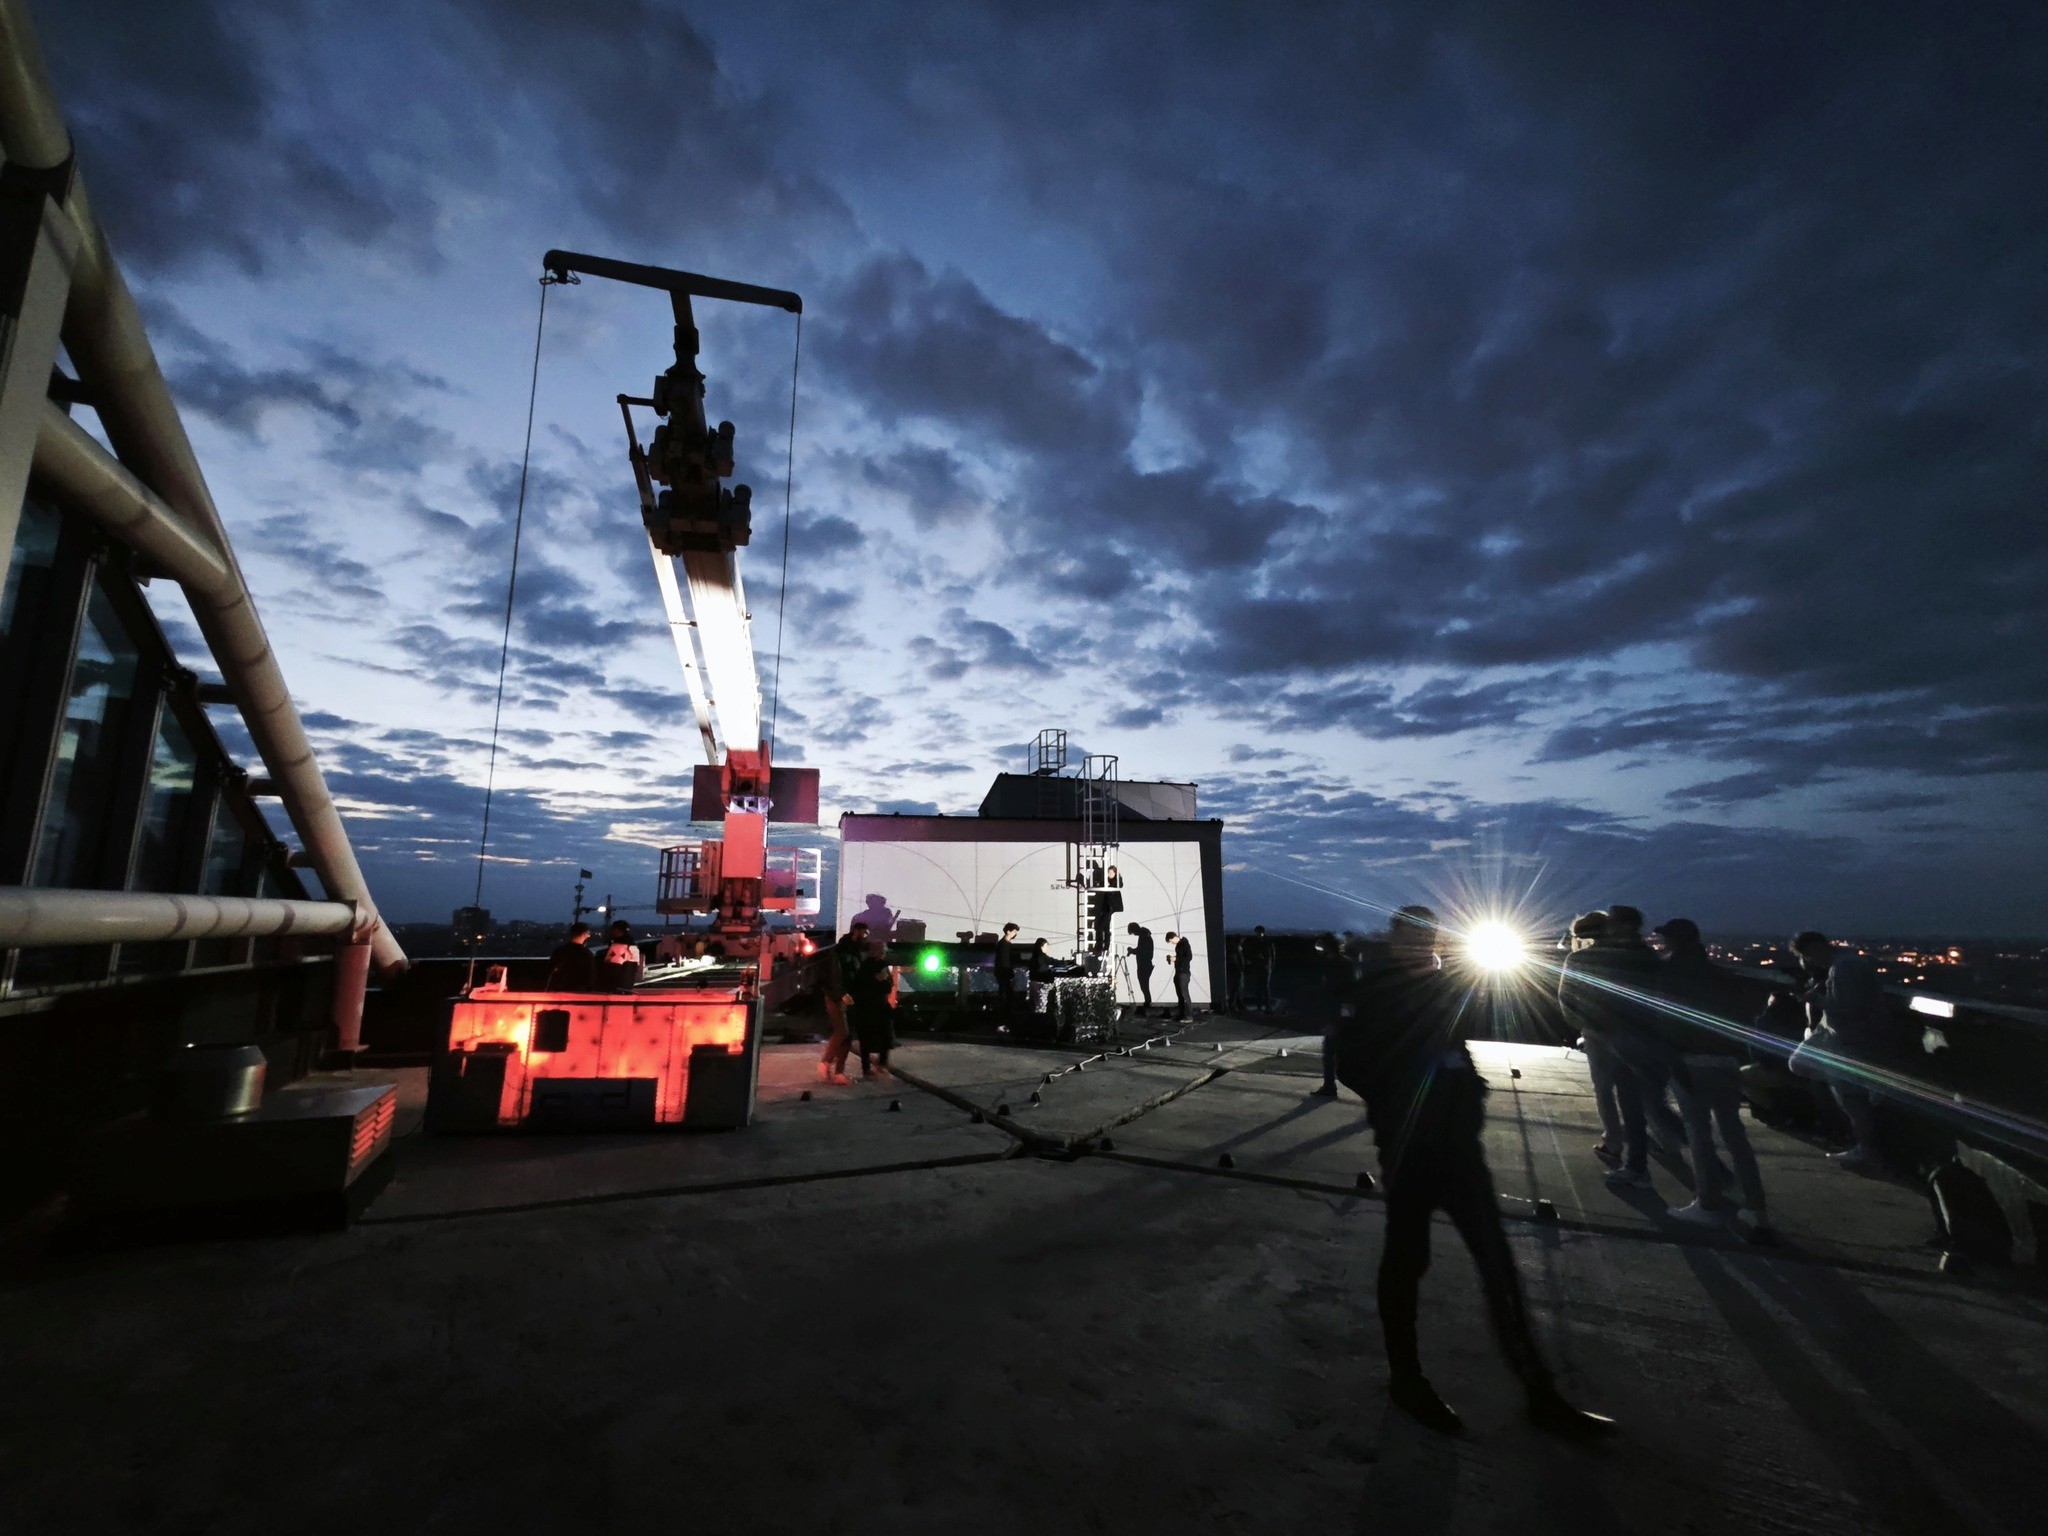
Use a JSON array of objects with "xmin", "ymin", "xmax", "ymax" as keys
[{"xmin": 540, "ymin": 250, "xmax": 820, "ymax": 982}]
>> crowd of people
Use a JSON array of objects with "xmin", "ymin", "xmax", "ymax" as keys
[
  {"xmin": 1313, "ymin": 901, "xmax": 1916, "ymax": 1436},
  {"xmin": 1553, "ymin": 904, "xmax": 1904, "ymax": 1240}
]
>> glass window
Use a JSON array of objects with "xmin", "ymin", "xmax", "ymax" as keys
[
  {"xmin": 115, "ymin": 712, "xmax": 204, "ymax": 978},
  {"xmin": 130, "ymin": 709, "xmax": 199, "ymax": 892},
  {"xmin": 201, "ymin": 807, "xmax": 251, "ymax": 896},
  {"xmin": 0, "ymin": 497, "xmax": 61, "ymax": 638},
  {"xmin": 30, "ymin": 577, "xmax": 144, "ymax": 889},
  {"xmin": 0, "ymin": 499, "xmax": 66, "ymax": 809}
]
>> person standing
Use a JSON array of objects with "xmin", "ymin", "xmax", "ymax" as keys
[
  {"xmin": 1309, "ymin": 932, "xmax": 1350, "ymax": 1099},
  {"xmin": 1126, "ymin": 921, "xmax": 1156, "ymax": 1017},
  {"xmin": 815, "ymin": 924, "xmax": 858, "ymax": 1085},
  {"xmin": 600, "ymin": 921, "xmax": 644, "ymax": 992},
  {"xmin": 1560, "ymin": 904, "xmax": 1685, "ymax": 1190},
  {"xmin": 1225, "ymin": 936, "xmax": 1245, "ymax": 1014},
  {"xmin": 1167, "ymin": 930, "xmax": 1194, "ymax": 1021},
  {"xmin": 994, "ymin": 922, "xmax": 1021, "ymax": 1026},
  {"xmin": 545, "ymin": 922, "xmax": 597, "ymax": 992},
  {"xmin": 1026, "ymin": 936, "xmax": 1060, "ymax": 1039},
  {"xmin": 1090, "ymin": 866, "xmax": 1124, "ymax": 952},
  {"xmin": 1337, "ymin": 906, "xmax": 1613, "ymax": 1438},
  {"xmin": 1560, "ymin": 911, "xmax": 1623, "ymax": 1161},
  {"xmin": 1245, "ymin": 926, "xmax": 1275, "ymax": 1013},
  {"xmin": 1654, "ymin": 919, "xmax": 1771, "ymax": 1238},
  {"xmin": 1788, "ymin": 931, "xmax": 1893, "ymax": 1169},
  {"xmin": 850, "ymin": 936, "xmax": 898, "ymax": 1079}
]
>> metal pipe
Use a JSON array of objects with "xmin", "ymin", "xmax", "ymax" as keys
[
  {"xmin": 331, "ymin": 938, "xmax": 372, "ymax": 1053},
  {"xmin": 33, "ymin": 400, "xmax": 233, "ymax": 591},
  {"xmin": 0, "ymin": 0, "xmax": 69, "ymax": 174},
  {"xmin": 0, "ymin": 887, "xmax": 359, "ymax": 948},
  {"xmin": 0, "ymin": 23, "xmax": 407, "ymax": 976}
]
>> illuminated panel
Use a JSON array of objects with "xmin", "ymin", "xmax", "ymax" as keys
[
  {"xmin": 836, "ymin": 836, "xmax": 1214, "ymax": 1005},
  {"xmin": 447, "ymin": 992, "xmax": 754, "ymax": 1127},
  {"xmin": 681, "ymin": 547, "xmax": 761, "ymax": 750}
]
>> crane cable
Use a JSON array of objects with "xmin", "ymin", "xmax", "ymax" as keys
[
  {"xmin": 468, "ymin": 274, "xmax": 557, "ymax": 977},
  {"xmin": 766, "ymin": 309, "xmax": 803, "ymax": 758}
]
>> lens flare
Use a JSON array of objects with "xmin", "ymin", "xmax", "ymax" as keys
[{"xmin": 1466, "ymin": 920, "xmax": 1527, "ymax": 972}]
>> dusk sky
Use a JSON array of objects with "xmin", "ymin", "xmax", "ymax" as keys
[{"xmin": 40, "ymin": 1, "xmax": 2048, "ymax": 937}]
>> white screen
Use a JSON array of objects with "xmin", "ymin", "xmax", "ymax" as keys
[{"xmin": 837, "ymin": 835, "xmax": 1211, "ymax": 1005}]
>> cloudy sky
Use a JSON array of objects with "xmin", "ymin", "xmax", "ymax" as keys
[{"xmin": 39, "ymin": 0, "xmax": 2048, "ymax": 937}]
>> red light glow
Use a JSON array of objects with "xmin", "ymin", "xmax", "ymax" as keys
[{"xmin": 447, "ymin": 992, "xmax": 749, "ymax": 1125}]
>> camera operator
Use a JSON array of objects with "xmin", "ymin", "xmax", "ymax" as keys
[{"xmin": 1126, "ymin": 921, "xmax": 1155, "ymax": 1016}]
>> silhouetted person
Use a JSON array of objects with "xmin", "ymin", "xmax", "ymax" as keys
[
  {"xmin": 1789, "ymin": 930, "xmax": 1893, "ymax": 1169},
  {"xmin": 816, "ymin": 924, "xmax": 859, "ymax": 1084},
  {"xmin": 1308, "ymin": 932, "xmax": 1349, "ymax": 1099},
  {"xmin": 855, "ymin": 893, "xmax": 897, "ymax": 941},
  {"xmin": 1225, "ymin": 936, "xmax": 1244, "ymax": 1013},
  {"xmin": 600, "ymin": 921, "xmax": 643, "ymax": 992},
  {"xmin": 1244, "ymin": 925, "xmax": 1274, "ymax": 1012},
  {"xmin": 1166, "ymin": 930, "xmax": 1193, "ymax": 1020},
  {"xmin": 1560, "ymin": 904, "xmax": 1682, "ymax": 1189},
  {"xmin": 1125, "ymin": 921, "xmax": 1156, "ymax": 1016},
  {"xmin": 850, "ymin": 938, "xmax": 898, "ymax": 1078},
  {"xmin": 1561, "ymin": 910, "xmax": 1622, "ymax": 1160},
  {"xmin": 1089, "ymin": 865, "xmax": 1124, "ymax": 951},
  {"xmin": 994, "ymin": 922, "xmax": 1021, "ymax": 1026},
  {"xmin": 1655, "ymin": 919, "xmax": 1771, "ymax": 1239},
  {"xmin": 545, "ymin": 922, "xmax": 597, "ymax": 992},
  {"xmin": 1338, "ymin": 906, "xmax": 1614, "ymax": 1439}
]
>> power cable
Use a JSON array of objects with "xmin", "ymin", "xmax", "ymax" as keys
[
  {"xmin": 468, "ymin": 275, "xmax": 556, "ymax": 978},
  {"xmin": 766, "ymin": 310, "xmax": 802, "ymax": 758}
]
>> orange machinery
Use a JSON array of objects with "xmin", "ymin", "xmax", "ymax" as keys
[
  {"xmin": 431, "ymin": 982, "xmax": 756, "ymax": 1132},
  {"xmin": 429, "ymin": 250, "xmax": 815, "ymax": 1135}
]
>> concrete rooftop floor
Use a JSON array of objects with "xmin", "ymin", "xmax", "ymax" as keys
[{"xmin": 4, "ymin": 1015, "xmax": 2046, "ymax": 1535}]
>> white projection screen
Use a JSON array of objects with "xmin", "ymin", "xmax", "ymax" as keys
[{"xmin": 836, "ymin": 815, "xmax": 1225, "ymax": 1006}]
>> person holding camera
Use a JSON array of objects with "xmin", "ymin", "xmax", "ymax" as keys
[{"xmin": 1126, "ymin": 921, "xmax": 1155, "ymax": 1016}]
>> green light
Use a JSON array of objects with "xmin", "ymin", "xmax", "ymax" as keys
[{"xmin": 920, "ymin": 949, "xmax": 945, "ymax": 974}]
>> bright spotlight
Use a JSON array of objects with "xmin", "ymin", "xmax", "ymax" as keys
[{"xmin": 1466, "ymin": 920, "xmax": 1527, "ymax": 972}]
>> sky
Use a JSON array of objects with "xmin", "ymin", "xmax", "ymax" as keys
[{"xmin": 35, "ymin": 0, "xmax": 2048, "ymax": 939}]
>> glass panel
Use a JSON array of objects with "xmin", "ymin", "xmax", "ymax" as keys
[
  {"xmin": 201, "ymin": 808, "xmax": 251, "ymax": 896},
  {"xmin": 193, "ymin": 807, "xmax": 251, "ymax": 968},
  {"xmin": 115, "ymin": 712, "xmax": 205, "ymax": 977},
  {"xmin": 30, "ymin": 578, "xmax": 144, "ymax": 888},
  {"xmin": 0, "ymin": 497, "xmax": 61, "ymax": 637},
  {"xmin": 0, "ymin": 499, "xmax": 65, "ymax": 807},
  {"xmin": 130, "ymin": 710, "xmax": 199, "ymax": 892}
]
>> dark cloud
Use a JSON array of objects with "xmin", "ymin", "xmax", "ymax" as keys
[
  {"xmin": 811, "ymin": 1, "xmax": 2048, "ymax": 805},
  {"xmin": 789, "ymin": 512, "xmax": 864, "ymax": 554},
  {"xmin": 912, "ymin": 610, "xmax": 1044, "ymax": 682},
  {"xmin": 449, "ymin": 0, "xmax": 851, "ymax": 252},
  {"xmin": 42, "ymin": 0, "xmax": 428, "ymax": 273},
  {"xmin": 834, "ymin": 444, "xmax": 988, "ymax": 528}
]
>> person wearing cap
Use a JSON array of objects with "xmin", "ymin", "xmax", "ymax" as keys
[
  {"xmin": 1655, "ymin": 919, "xmax": 1772, "ymax": 1240},
  {"xmin": 1337, "ymin": 905, "xmax": 1614, "ymax": 1439},
  {"xmin": 1559, "ymin": 903, "xmax": 1686, "ymax": 1191}
]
